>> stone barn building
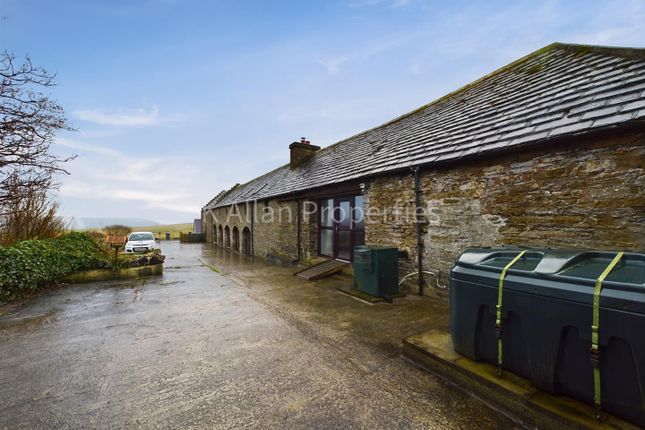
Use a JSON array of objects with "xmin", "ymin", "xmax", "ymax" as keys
[{"xmin": 202, "ymin": 43, "xmax": 645, "ymax": 288}]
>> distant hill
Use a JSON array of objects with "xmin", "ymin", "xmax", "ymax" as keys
[{"xmin": 70, "ymin": 217, "xmax": 160, "ymax": 230}]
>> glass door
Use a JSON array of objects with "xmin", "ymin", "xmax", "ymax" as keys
[
  {"xmin": 318, "ymin": 195, "xmax": 365, "ymax": 261},
  {"xmin": 319, "ymin": 198, "xmax": 334, "ymax": 257},
  {"xmin": 335, "ymin": 198, "xmax": 352, "ymax": 260}
]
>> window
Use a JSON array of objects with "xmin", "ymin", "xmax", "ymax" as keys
[{"xmin": 128, "ymin": 233, "xmax": 154, "ymax": 241}]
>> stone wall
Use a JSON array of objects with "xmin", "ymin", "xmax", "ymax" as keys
[
  {"xmin": 253, "ymin": 200, "xmax": 298, "ymax": 260},
  {"xmin": 204, "ymin": 203, "xmax": 253, "ymax": 252},
  {"xmin": 363, "ymin": 175, "xmax": 419, "ymax": 281},
  {"xmin": 364, "ymin": 129, "xmax": 645, "ymax": 289},
  {"xmin": 301, "ymin": 200, "xmax": 319, "ymax": 261},
  {"xmin": 203, "ymin": 198, "xmax": 317, "ymax": 262},
  {"xmin": 204, "ymin": 129, "xmax": 643, "ymax": 292}
]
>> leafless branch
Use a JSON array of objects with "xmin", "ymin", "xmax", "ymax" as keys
[{"xmin": 0, "ymin": 50, "xmax": 75, "ymax": 209}]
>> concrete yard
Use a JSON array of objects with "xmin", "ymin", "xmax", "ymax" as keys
[{"xmin": 0, "ymin": 242, "xmax": 515, "ymax": 429}]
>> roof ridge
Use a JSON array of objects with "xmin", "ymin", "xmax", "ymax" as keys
[{"xmin": 554, "ymin": 42, "xmax": 645, "ymax": 60}]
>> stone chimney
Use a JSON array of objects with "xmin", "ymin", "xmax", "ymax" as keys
[{"xmin": 289, "ymin": 137, "xmax": 320, "ymax": 168}]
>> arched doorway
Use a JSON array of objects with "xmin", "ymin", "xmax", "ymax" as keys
[
  {"xmin": 224, "ymin": 226, "xmax": 230, "ymax": 248},
  {"xmin": 218, "ymin": 225, "xmax": 223, "ymax": 246},
  {"xmin": 212, "ymin": 223, "xmax": 217, "ymax": 244},
  {"xmin": 242, "ymin": 227, "xmax": 252, "ymax": 255},
  {"xmin": 232, "ymin": 226, "xmax": 239, "ymax": 251}
]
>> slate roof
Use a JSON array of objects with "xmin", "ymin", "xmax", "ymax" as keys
[{"xmin": 204, "ymin": 43, "xmax": 645, "ymax": 210}]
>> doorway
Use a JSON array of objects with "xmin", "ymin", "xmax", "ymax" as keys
[
  {"xmin": 232, "ymin": 227, "xmax": 239, "ymax": 251},
  {"xmin": 319, "ymin": 195, "xmax": 364, "ymax": 261},
  {"xmin": 242, "ymin": 227, "xmax": 251, "ymax": 255}
]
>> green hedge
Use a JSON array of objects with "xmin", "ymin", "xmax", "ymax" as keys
[{"xmin": 0, "ymin": 232, "xmax": 109, "ymax": 301}]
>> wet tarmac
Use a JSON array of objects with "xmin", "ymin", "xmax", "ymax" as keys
[{"xmin": 0, "ymin": 242, "xmax": 516, "ymax": 429}]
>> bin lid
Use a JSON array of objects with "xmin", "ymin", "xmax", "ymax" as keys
[{"xmin": 453, "ymin": 248, "xmax": 645, "ymax": 314}]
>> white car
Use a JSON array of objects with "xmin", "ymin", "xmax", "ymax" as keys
[{"xmin": 124, "ymin": 232, "xmax": 158, "ymax": 253}]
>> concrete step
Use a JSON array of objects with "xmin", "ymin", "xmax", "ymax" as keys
[
  {"xmin": 402, "ymin": 329, "xmax": 638, "ymax": 430},
  {"xmin": 294, "ymin": 259, "xmax": 349, "ymax": 281}
]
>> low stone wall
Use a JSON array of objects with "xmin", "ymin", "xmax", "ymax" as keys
[{"xmin": 62, "ymin": 263, "xmax": 163, "ymax": 284}]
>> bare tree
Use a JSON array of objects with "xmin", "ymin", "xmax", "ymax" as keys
[
  {"xmin": 0, "ymin": 173, "xmax": 68, "ymax": 245},
  {"xmin": 0, "ymin": 50, "xmax": 74, "ymax": 209}
]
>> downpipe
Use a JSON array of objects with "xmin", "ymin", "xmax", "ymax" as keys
[
  {"xmin": 250, "ymin": 201, "xmax": 255, "ymax": 256},
  {"xmin": 294, "ymin": 193, "xmax": 301, "ymax": 263},
  {"xmin": 412, "ymin": 166, "xmax": 425, "ymax": 296}
]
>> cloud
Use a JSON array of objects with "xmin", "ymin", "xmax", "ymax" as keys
[
  {"xmin": 59, "ymin": 180, "xmax": 92, "ymax": 197},
  {"xmin": 56, "ymin": 137, "xmax": 120, "ymax": 156},
  {"xmin": 56, "ymin": 135, "xmax": 215, "ymax": 221},
  {"xmin": 316, "ymin": 56, "xmax": 351, "ymax": 74},
  {"xmin": 74, "ymin": 105, "xmax": 160, "ymax": 126},
  {"xmin": 111, "ymin": 189, "xmax": 179, "ymax": 203},
  {"xmin": 147, "ymin": 200, "xmax": 202, "ymax": 214},
  {"xmin": 316, "ymin": 28, "xmax": 421, "ymax": 74}
]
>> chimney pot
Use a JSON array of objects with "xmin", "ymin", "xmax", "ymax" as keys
[{"xmin": 301, "ymin": 137, "xmax": 307, "ymax": 144}]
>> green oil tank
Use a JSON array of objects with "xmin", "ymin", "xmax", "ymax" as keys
[
  {"xmin": 353, "ymin": 246, "xmax": 399, "ymax": 298},
  {"xmin": 450, "ymin": 248, "xmax": 645, "ymax": 427}
]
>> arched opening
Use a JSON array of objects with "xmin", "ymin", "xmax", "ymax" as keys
[
  {"xmin": 224, "ymin": 226, "xmax": 230, "ymax": 248},
  {"xmin": 242, "ymin": 227, "xmax": 252, "ymax": 255},
  {"xmin": 212, "ymin": 223, "xmax": 217, "ymax": 244},
  {"xmin": 218, "ymin": 225, "xmax": 223, "ymax": 246},
  {"xmin": 232, "ymin": 226, "xmax": 239, "ymax": 251}
]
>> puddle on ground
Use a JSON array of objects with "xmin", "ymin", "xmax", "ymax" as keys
[
  {"xmin": 0, "ymin": 308, "xmax": 60, "ymax": 330},
  {"xmin": 159, "ymin": 280, "xmax": 186, "ymax": 286}
]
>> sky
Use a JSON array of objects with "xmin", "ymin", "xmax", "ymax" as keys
[{"xmin": 1, "ymin": 0, "xmax": 644, "ymax": 224}]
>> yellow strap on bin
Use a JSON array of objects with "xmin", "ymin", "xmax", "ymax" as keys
[
  {"xmin": 496, "ymin": 250, "xmax": 526, "ymax": 375},
  {"xmin": 591, "ymin": 251, "xmax": 624, "ymax": 416}
]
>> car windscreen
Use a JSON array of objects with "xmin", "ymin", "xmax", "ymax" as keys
[{"xmin": 129, "ymin": 233, "xmax": 154, "ymax": 241}]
